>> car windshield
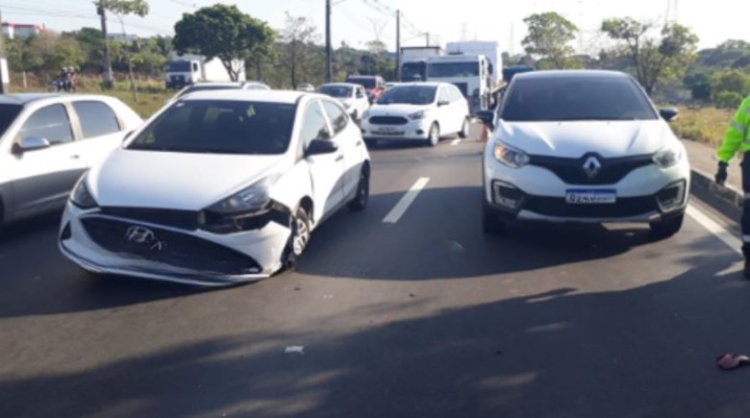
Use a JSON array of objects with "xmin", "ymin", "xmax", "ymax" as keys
[
  {"xmin": 347, "ymin": 77, "xmax": 376, "ymax": 89},
  {"xmin": 318, "ymin": 85, "xmax": 353, "ymax": 98},
  {"xmin": 376, "ymin": 85, "xmax": 436, "ymax": 105},
  {"xmin": 500, "ymin": 76, "xmax": 659, "ymax": 122},
  {"xmin": 427, "ymin": 62, "xmax": 479, "ymax": 77},
  {"xmin": 164, "ymin": 61, "xmax": 191, "ymax": 72},
  {"xmin": 127, "ymin": 100, "xmax": 297, "ymax": 155},
  {"xmin": 401, "ymin": 63, "xmax": 425, "ymax": 81},
  {"xmin": 0, "ymin": 104, "xmax": 22, "ymax": 135}
]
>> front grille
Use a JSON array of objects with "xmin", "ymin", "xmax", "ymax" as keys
[
  {"xmin": 528, "ymin": 153, "xmax": 654, "ymax": 185},
  {"xmin": 523, "ymin": 195, "xmax": 658, "ymax": 218},
  {"xmin": 81, "ymin": 217, "xmax": 263, "ymax": 275},
  {"xmin": 170, "ymin": 75, "xmax": 185, "ymax": 83},
  {"xmin": 99, "ymin": 207, "xmax": 199, "ymax": 230},
  {"xmin": 452, "ymin": 82, "xmax": 468, "ymax": 98},
  {"xmin": 369, "ymin": 116, "xmax": 408, "ymax": 125}
]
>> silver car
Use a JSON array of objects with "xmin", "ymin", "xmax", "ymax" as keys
[{"xmin": 0, "ymin": 93, "xmax": 143, "ymax": 225}]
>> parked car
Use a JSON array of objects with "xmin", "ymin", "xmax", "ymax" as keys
[
  {"xmin": 297, "ymin": 83, "xmax": 315, "ymax": 92},
  {"xmin": 166, "ymin": 81, "xmax": 271, "ymax": 104},
  {"xmin": 360, "ymin": 82, "xmax": 470, "ymax": 147},
  {"xmin": 346, "ymin": 75, "xmax": 386, "ymax": 103},
  {"xmin": 477, "ymin": 70, "xmax": 689, "ymax": 238},
  {"xmin": 317, "ymin": 82, "xmax": 370, "ymax": 120},
  {"xmin": 0, "ymin": 93, "xmax": 143, "ymax": 226},
  {"xmin": 59, "ymin": 90, "xmax": 371, "ymax": 286}
]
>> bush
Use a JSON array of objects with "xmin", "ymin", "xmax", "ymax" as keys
[
  {"xmin": 713, "ymin": 91, "xmax": 745, "ymax": 109},
  {"xmin": 671, "ymin": 106, "xmax": 735, "ymax": 146}
]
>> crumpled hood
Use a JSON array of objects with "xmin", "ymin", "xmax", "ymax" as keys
[
  {"xmin": 496, "ymin": 120, "xmax": 675, "ymax": 158},
  {"xmin": 367, "ymin": 103, "xmax": 431, "ymax": 116},
  {"xmin": 88, "ymin": 148, "xmax": 287, "ymax": 210}
]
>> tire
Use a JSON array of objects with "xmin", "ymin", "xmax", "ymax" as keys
[
  {"xmin": 458, "ymin": 117, "xmax": 469, "ymax": 138},
  {"xmin": 282, "ymin": 205, "xmax": 312, "ymax": 269},
  {"xmin": 426, "ymin": 122, "xmax": 440, "ymax": 147},
  {"xmin": 482, "ymin": 201, "xmax": 506, "ymax": 234},
  {"xmin": 347, "ymin": 166, "xmax": 369, "ymax": 212},
  {"xmin": 649, "ymin": 213, "xmax": 684, "ymax": 240}
]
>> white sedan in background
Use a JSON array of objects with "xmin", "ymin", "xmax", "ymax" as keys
[
  {"xmin": 360, "ymin": 82, "xmax": 470, "ymax": 146},
  {"xmin": 59, "ymin": 90, "xmax": 371, "ymax": 286},
  {"xmin": 317, "ymin": 82, "xmax": 370, "ymax": 121},
  {"xmin": 478, "ymin": 70, "xmax": 690, "ymax": 239}
]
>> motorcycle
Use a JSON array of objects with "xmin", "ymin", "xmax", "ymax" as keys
[{"xmin": 48, "ymin": 78, "xmax": 75, "ymax": 93}]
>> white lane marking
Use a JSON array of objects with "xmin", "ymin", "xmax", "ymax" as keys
[
  {"xmin": 382, "ymin": 177, "xmax": 430, "ymax": 224},
  {"xmin": 686, "ymin": 204, "xmax": 742, "ymax": 255},
  {"xmin": 450, "ymin": 138, "xmax": 461, "ymax": 146}
]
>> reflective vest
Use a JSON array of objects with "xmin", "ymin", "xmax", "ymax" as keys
[{"xmin": 718, "ymin": 96, "xmax": 750, "ymax": 163}]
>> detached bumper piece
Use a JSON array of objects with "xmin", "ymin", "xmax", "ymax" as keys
[
  {"xmin": 489, "ymin": 179, "xmax": 687, "ymax": 220},
  {"xmin": 79, "ymin": 217, "xmax": 264, "ymax": 275}
]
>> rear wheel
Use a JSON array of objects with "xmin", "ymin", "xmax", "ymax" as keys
[{"xmin": 649, "ymin": 213, "xmax": 684, "ymax": 240}]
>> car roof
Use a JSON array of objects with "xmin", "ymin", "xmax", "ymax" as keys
[
  {"xmin": 513, "ymin": 69, "xmax": 631, "ymax": 82},
  {"xmin": 390, "ymin": 81, "xmax": 443, "ymax": 87},
  {"xmin": 0, "ymin": 93, "xmax": 63, "ymax": 105},
  {"xmin": 179, "ymin": 89, "xmax": 310, "ymax": 104},
  {"xmin": 319, "ymin": 82, "xmax": 358, "ymax": 87}
]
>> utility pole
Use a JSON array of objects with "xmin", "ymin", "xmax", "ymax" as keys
[
  {"xmin": 97, "ymin": 1, "xmax": 114, "ymax": 89},
  {"xmin": 395, "ymin": 10, "xmax": 400, "ymax": 81},
  {"xmin": 0, "ymin": 7, "xmax": 9, "ymax": 93},
  {"xmin": 425, "ymin": 32, "xmax": 429, "ymax": 47},
  {"xmin": 325, "ymin": 0, "xmax": 332, "ymax": 82}
]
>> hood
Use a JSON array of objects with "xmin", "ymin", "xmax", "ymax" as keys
[
  {"xmin": 495, "ymin": 120, "xmax": 675, "ymax": 158},
  {"xmin": 88, "ymin": 148, "xmax": 287, "ymax": 210},
  {"xmin": 367, "ymin": 103, "xmax": 432, "ymax": 116}
]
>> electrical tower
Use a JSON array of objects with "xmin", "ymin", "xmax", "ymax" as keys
[{"xmin": 664, "ymin": 0, "xmax": 679, "ymax": 25}]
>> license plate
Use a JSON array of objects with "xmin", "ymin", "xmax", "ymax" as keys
[
  {"xmin": 375, "ymin": 129, "xmax": 404, "ymax": 136},
  {"xmin": 565, "ymin": 189, "xmax": 616, "ymax": 204},
  {"xmin": 377, "ymin": 127, "xmax": 396, "ymax": 133}
]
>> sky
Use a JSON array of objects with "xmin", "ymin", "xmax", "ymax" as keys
[{"xmin": 2, "ymin": 0, "xmax": 746, "ymax": 53}]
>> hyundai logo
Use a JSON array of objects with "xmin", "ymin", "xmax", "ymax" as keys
[
  {"xmin": 583, "ymin": 156, "xmax": 601, "ymax": 179},
  {"xmin": 125, "ymin": 226, "xmax": 166, "ymax": 251}
]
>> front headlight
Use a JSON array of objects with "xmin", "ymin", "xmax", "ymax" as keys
[
  {"xmin": 204, "ymin": 175, "xmax": 279, "ymax": 216},
  {"xmin": 653, "ymin": 145, "xmax": 683, "ymax": 168},
  {"xmin": 493, "ymin": 142, "xmax": 530, "ymax": 169},
  {"xmin": 409, "ymin": 110, "xmax": 426, "ymax": 120},
  {"xmin": 70, "ymin": 174, "xmax": 97, "ymax": 209}
]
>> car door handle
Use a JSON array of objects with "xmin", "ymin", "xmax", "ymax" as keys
[
  {"xmin": 335, "ymin": 155, "xmax": 344, "ymax": 162},
  {"xmin": 355, "ymin": 140, "xmax": 362, "ymax": 147},
  {"xmin": 70, "ymin": 154, "xmax": 80, "ymax": 160}
]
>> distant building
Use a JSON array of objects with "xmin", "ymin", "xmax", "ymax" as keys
[
  {"xmin": 2, "ymin": 23, "xmax": 43, "ymax": 39},
  {"xmin": 107, "ymin": 33, "xmax": 138, "ymax": 42}
]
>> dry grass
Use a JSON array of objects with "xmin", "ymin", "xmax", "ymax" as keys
[{"xmin": 671, "ymin": 106, "xmax": 735, "ymax": 148}]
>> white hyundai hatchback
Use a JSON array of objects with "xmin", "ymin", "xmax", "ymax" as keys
[
  {"xmin": 59, "ymin": 90, "xmax": 371, "ymax": 286},
  {"xmin": 360, "ymin": 82, "xmax": 470, "ymax": 146},
  {"xmin": 478, "ymin": 70, "xmax": 690, "ymax": 239}
]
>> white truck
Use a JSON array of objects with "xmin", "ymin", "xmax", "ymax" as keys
[
  {"xmin": 399, "ymin": 46, "xmax": 444, "ymax": 82},
  {"xmin": 445, "ymin": 41, "xmax": 502, "ymax": 85},
  {"xmin": 425, "ymin": 54, "xmax": 494, "ymax": 115},
  {"xmin": 164, "ymin": 53, "xmax": 246, "ymax": 90}
]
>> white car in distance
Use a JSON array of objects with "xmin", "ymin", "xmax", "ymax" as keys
[
  {"xmin": 317, "ymin": 83, "xmax": 370, "ymax": 121},
  {"xmin": 477, "ymin": 70, "xmax": 690, "ymax": 239},
  {"xmin": 360, "ymin": 82, "xmax": 470, "ymax": 147},
  {"xmin": 59, "ymin": 90, "xmax": 371, "ymax": 286}
]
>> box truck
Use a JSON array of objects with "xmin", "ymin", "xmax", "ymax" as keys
[
  {"xmin": 445, "ymin": 41, "xmax": 502, "ymax": 85},
  {"xmin": 164, "ymin": 53, "xmax": 246, "ymax": 89},
  {"xmin": 399, "ymin": 46, "xmax": 444, "ymax": 82}
]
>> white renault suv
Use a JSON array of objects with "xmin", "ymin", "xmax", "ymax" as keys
[
  {"xmin": 360, "ymin": 82, "xmax": 470, "ymax": 146},
  {"xmin": 59, "ymin": 90, "xmax": 371, "ymax": 286},
  {"xmin": 478, "ymin": 70, "xmax": 690, "ymax": 239}
]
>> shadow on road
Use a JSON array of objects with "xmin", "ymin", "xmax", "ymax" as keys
[{"xmin": 1, "ymin": 244, "xmax": 748, "ymax": 418}]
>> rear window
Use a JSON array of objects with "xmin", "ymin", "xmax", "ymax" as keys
[
  {"xmin": 500, "ymin": 76, "xmax": 658, "ymax": 122},
  {"xmin": 0, "ymin": 104, "xmax": 22, "ymax": 136},
  {"xmin": 127, "ymin": 100, "xmax": 297, "ymax": 155},
  {"xmin": 347, "ymin": 77, "xmax": 376, "ymax": 89}
]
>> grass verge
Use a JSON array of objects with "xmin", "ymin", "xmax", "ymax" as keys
[{"xmin": 671, "ymin": 106, "xmax": 735, "ymax": 148}]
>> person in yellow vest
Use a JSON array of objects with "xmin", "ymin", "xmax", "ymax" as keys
[{"xmin": 715, "ymin": 95, "xmax": 750, "ymax": 278}]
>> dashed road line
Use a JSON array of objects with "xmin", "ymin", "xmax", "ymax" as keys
[
  {"xmin": 686, "ymin": 204, "xmax": 742, "ymax": 255},
  {"xmin": 382, "ymin": 177, "xmax": 430, "ymax": 224}
]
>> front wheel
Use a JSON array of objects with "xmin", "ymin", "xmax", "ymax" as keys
[
  {"xmin": 458, "ymin": 117, "xmax": 469, "ymax": 138},
  {"xmin": 426, "ymin": 122, "xmax": 440, "ymax": 147},
  {"xmin": 649, "ymin": 213, "xmax": 684, "ymax": 240},
  {"xmin": 347, "ymin": 166, "xmax": 369, "ymax": 212},
  {"xmin": 482, "ymin": 201, "xmax": 507, "ymax": 234},
  {"xmin": 282, "ymin": 205, "xmax": 312, "ymax": 269}
]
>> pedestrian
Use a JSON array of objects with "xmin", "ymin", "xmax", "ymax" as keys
[{"xmin": 715, "ymin": 95, "xmax": 750, "ymax": 278}]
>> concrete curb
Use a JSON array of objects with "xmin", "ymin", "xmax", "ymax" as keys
[{"xmin": 690, "ymin": 167, "xmax": 744, "ymax": 218}]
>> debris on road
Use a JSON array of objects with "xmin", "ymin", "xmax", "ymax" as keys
[
  {"xmin": 285, "ymin": 346, "xmax": 305, "ymax": 355},
  {"xmin": 716, "ymin": 353, "xmax": 750, "ymax": 370},
  {"xmin": 409, "ymin": 293, "xmax": 416, "ymax": 298}
]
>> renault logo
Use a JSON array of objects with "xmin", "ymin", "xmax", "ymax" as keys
[
  {"xmin": 583, "ymin": 156, "xmax": 601, "ymax": 179},
  {"xmin": 125, "ymin": 226, "xmax": 166, "ymax": 251}
]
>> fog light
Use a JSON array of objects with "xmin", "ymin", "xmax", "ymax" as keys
[
  {"xmin": 493, "ymin": 180, "xmax": 525, "ymax": 209},
  {"xmin": 656, "ymin": 180, "xmax": 686, "ymax": 212},
  {"xmin": 60, "ymin": 222, "xmax": 71, "ymax": 241}
]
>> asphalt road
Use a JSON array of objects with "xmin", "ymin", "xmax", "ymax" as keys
[{"xmin": 2, "ymin": 124, "xmax": 750, "ymax": 418}]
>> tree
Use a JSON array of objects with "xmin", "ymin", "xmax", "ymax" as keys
[
  {"xmin": 601, "ymin": 18, "xmax": 698, "ymax": 95},
  {"xmin": 683, "ymin": 71, "xmax": 712, "ymax": 101},
  {"xmin": 173, "ymin": 4, "xmax": 274, "ymax": 81},
  {"xmin": 521, "ymin": 12, "xmax": 578, "ymax": 69},
  {"xmin": 101, "ymin": 0, "xmax": 150, "ymax": 98},
  {"xmin": 23, "ymin": 31, "xmax": 86, "ymax": 79},
  {"xmin": 278, "ymin": 12, "xmax": 320, "ymax": 87}
]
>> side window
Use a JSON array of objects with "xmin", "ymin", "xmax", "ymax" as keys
[
  {"xmin": 299, "ymin": 101, "xmax": 332, "ymax": 151},
  {"xmin": 321, "ymin": 100, "xmax": 348, "ymax": 135},
  {"xmin": 18, "ymin": 104, "xmax": 74, "ymax": 145},
  {"xmin": 451, "ymin": 86, "xmax": 464, "ymax": 102},
  {"xmin": 356, "ymin": 87, "xmax": 365, "ymax": 98},
  {"xmin": 72, "ymin": 101, "xmax": 121, "ymax": 139},
  {"xmin": 438, "ymin": 87, "xmax": 451, "ymax": 103}
]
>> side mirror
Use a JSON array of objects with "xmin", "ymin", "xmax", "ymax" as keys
[
  {"xmin": 437, "ymin": 100, "xmax": 450, "ymax": 106},
  {"xmin": 476, "ymin": 110, "xmax": 495, "ymax": 130},
  {"xmin": 13, "ymin": 136, "xmax": 51, "ymax": 154},
  {"xmin": 306, "ymin": 139, "xmax": 338, "ymax": 156},
  {"xmin": 659, "ymin": 107, "xmax": 679, "ymax": 122}
]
